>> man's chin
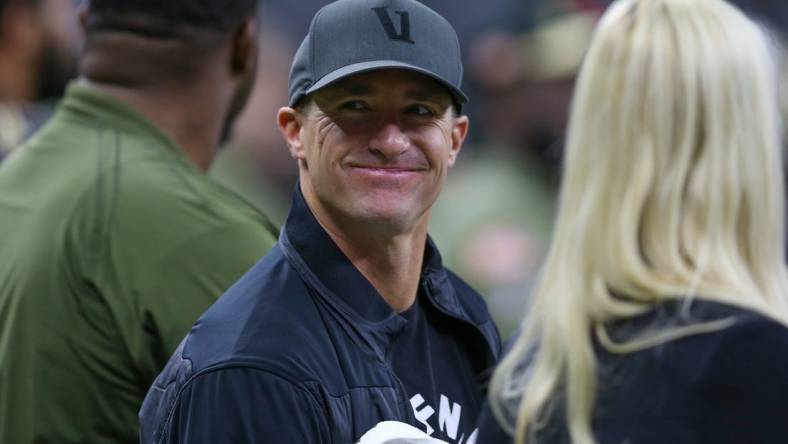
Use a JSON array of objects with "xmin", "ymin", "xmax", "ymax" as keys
[
  {"xmin": 310, "ymin": 184, "xmax": 427, "ymax": 234},
  {"xmin": 344, "ymin": 199, "xmax": 426, "ymax": 232}
]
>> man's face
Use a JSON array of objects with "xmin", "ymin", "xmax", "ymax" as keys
[{"xmin": 292, "ymin": 69, "xmax": 468, "ymax": 233}]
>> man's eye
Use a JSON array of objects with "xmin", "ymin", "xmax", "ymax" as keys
[
  {"xmin": 407, "ymin": 104, "xmax": 435, "ymax": 116},
  {"xmin": 339, "ymin": 101, "xmax": 368, "ymax": 111}
]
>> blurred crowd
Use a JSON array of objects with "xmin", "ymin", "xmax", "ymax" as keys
[
  {"xmin": 2, "ymin": 0, "xmax": 787, "ymax": 337},
  {"xmin": 0, "ymin": 0, "xmax": 80, "ymax": 155}
]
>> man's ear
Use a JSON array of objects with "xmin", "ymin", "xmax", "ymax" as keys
[
  {"xmin": 231, "ymin": 17, "xmax": 257, "ymax": 75},
  {"xmin": 277, "ymin": 107, "xmax": 307, "ymax": 162},
  {"xmin": 448, "ymin": 114, "xmax": 469, "ymax": 167}
]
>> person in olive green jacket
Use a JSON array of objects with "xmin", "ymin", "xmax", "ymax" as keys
[{"xmin": 0, "ymin": 1, "xmax": 278, "ymax": 442}]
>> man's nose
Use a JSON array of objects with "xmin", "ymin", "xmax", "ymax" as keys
[{"xmin": 369, "ymin": 121, "xmax": 409, "ymax": 157}]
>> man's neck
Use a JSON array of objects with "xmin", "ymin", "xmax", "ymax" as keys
[
  {"xmin": 78, "ymin": 36, "xmax": 230, "ymax": 171},
  {"xmin": 82, "ymin": 79, "xmax": 224, "ymax": 171},
  {"xmin": 332, "ymin": 226, "xmax": 427, "ymax": 313},
  {"xmin": 305, "ymin": 191, "xmax": 428, "ymax": 313}
]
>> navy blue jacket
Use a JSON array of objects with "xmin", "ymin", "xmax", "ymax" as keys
[
  {"xmin": 139, "ymin": 189, "xmax": 501, "ymax": 443},
  {"xmin": 477, "ymin": 299, "xmax": 788, "ymax": 443}
]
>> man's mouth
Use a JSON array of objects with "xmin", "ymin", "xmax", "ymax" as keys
[
  {"xmin": 353, "ymin": 166, "xmax": 419, "ymax": 172},
  {"xmin": 346, "ymin": 164, "xmax": 426, "ymax": 181}
]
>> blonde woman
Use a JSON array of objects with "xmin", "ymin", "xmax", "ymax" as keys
[{"xmin": 477, "ymin": 0, "xmax": 788, "ymax": 443}]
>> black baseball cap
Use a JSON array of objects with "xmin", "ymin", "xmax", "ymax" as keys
[{"xmin": 288, "ymin": 0, "xmax": 468, "ymax": 111}]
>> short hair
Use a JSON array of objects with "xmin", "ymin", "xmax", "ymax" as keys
[{"xmin": 85, "ymin": 0, "xmax": 258, "ymax": 38}]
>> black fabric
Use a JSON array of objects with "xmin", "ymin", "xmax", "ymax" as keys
[
  {"xmin": 140, "ymin": 186, "xmax": 501, "ymax": 444},
  {"xmin": 476, "ymin": 299, "xmax": 788, "ymax": 444},
  {"xmin": 392, "ymin": 293, "xmax": 483, "ymax": 443},
  {"xmin": 167, "ymin": 367, "xmax": 330, "ymax": 443}
]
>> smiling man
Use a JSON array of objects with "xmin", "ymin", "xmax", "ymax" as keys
[{"xmin": 139, "ymin": 1, "xmax": 501, "ymax": 443}]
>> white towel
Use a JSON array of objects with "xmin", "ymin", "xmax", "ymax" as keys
[{"xmin": 356, "ymin": 421, "xmax": 449, "ymax": 444}]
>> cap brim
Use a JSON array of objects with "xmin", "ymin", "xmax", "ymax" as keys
[{"xmin": 305, "ymin": 60, "xmax": 468, "ymax": 106}]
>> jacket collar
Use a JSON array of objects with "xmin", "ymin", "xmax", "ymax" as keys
[
  {"xmin": 279, "ymin": 185, "xmax": 501, "ymax": 364},
  {"xmin": 280, "ymin": 184, "xmax": 448, "ymax": 324}
]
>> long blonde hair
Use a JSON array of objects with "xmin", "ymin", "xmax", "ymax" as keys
[{"xmin": 489, "ymin": 0, "xmax": 788, "ymax": 442}]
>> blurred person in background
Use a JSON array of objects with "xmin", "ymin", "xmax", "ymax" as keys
[
  {"xmin": 463, "ymin": 0, "xmax": 605, "ymax": 151},
  {"xmin": 0, "ymin": 0, "xmax": 278, "ymax": 442},
  {"xmin": 478, "ymin": 0, "xmax": 788, "ymax": 443},
  {"xmin": 140, "ymin": 0, "xmax": 500, "ymax": 442},
  {"xmin": 430, "ymin": 6, "xmax": 600, "ymax": 338},
  {"xmin": 0, "ymin": 0, "xmax": 79, "ymax": 158}
]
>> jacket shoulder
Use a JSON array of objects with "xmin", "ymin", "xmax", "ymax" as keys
[
  {"xmin": 177, "ymin": 247, "xmax": 327, "ymax": 376},
  {"xmin": 140, "ymin": 341, "xmax": 331, "ymax": 444}
]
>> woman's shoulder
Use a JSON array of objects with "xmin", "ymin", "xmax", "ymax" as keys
[
  {"xmin": 597, "ymin": 299, "xmax": 788, "ymax": 443},
  {"xmin": 685, "ymin": 300, "xmax": 788, "ymax": 442},
  {"xmin": 665, "ymin": 298, "xmax": 788, "ymax": 352},
  {"xmin": 604, "ymin": 297, "xmax": 786, "ymax": 344},
  {"xmin": 612, "ymin": 298, "xmax": 788, "ymax": 406},
  {"xmin": 691, "ymin": 299, "xmax": 788, "ymax": 380}
]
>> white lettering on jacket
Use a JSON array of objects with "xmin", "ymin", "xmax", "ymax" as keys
[{"xmin": 409, "ymin": 393, "xmax": 479, "ymax": 443}]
